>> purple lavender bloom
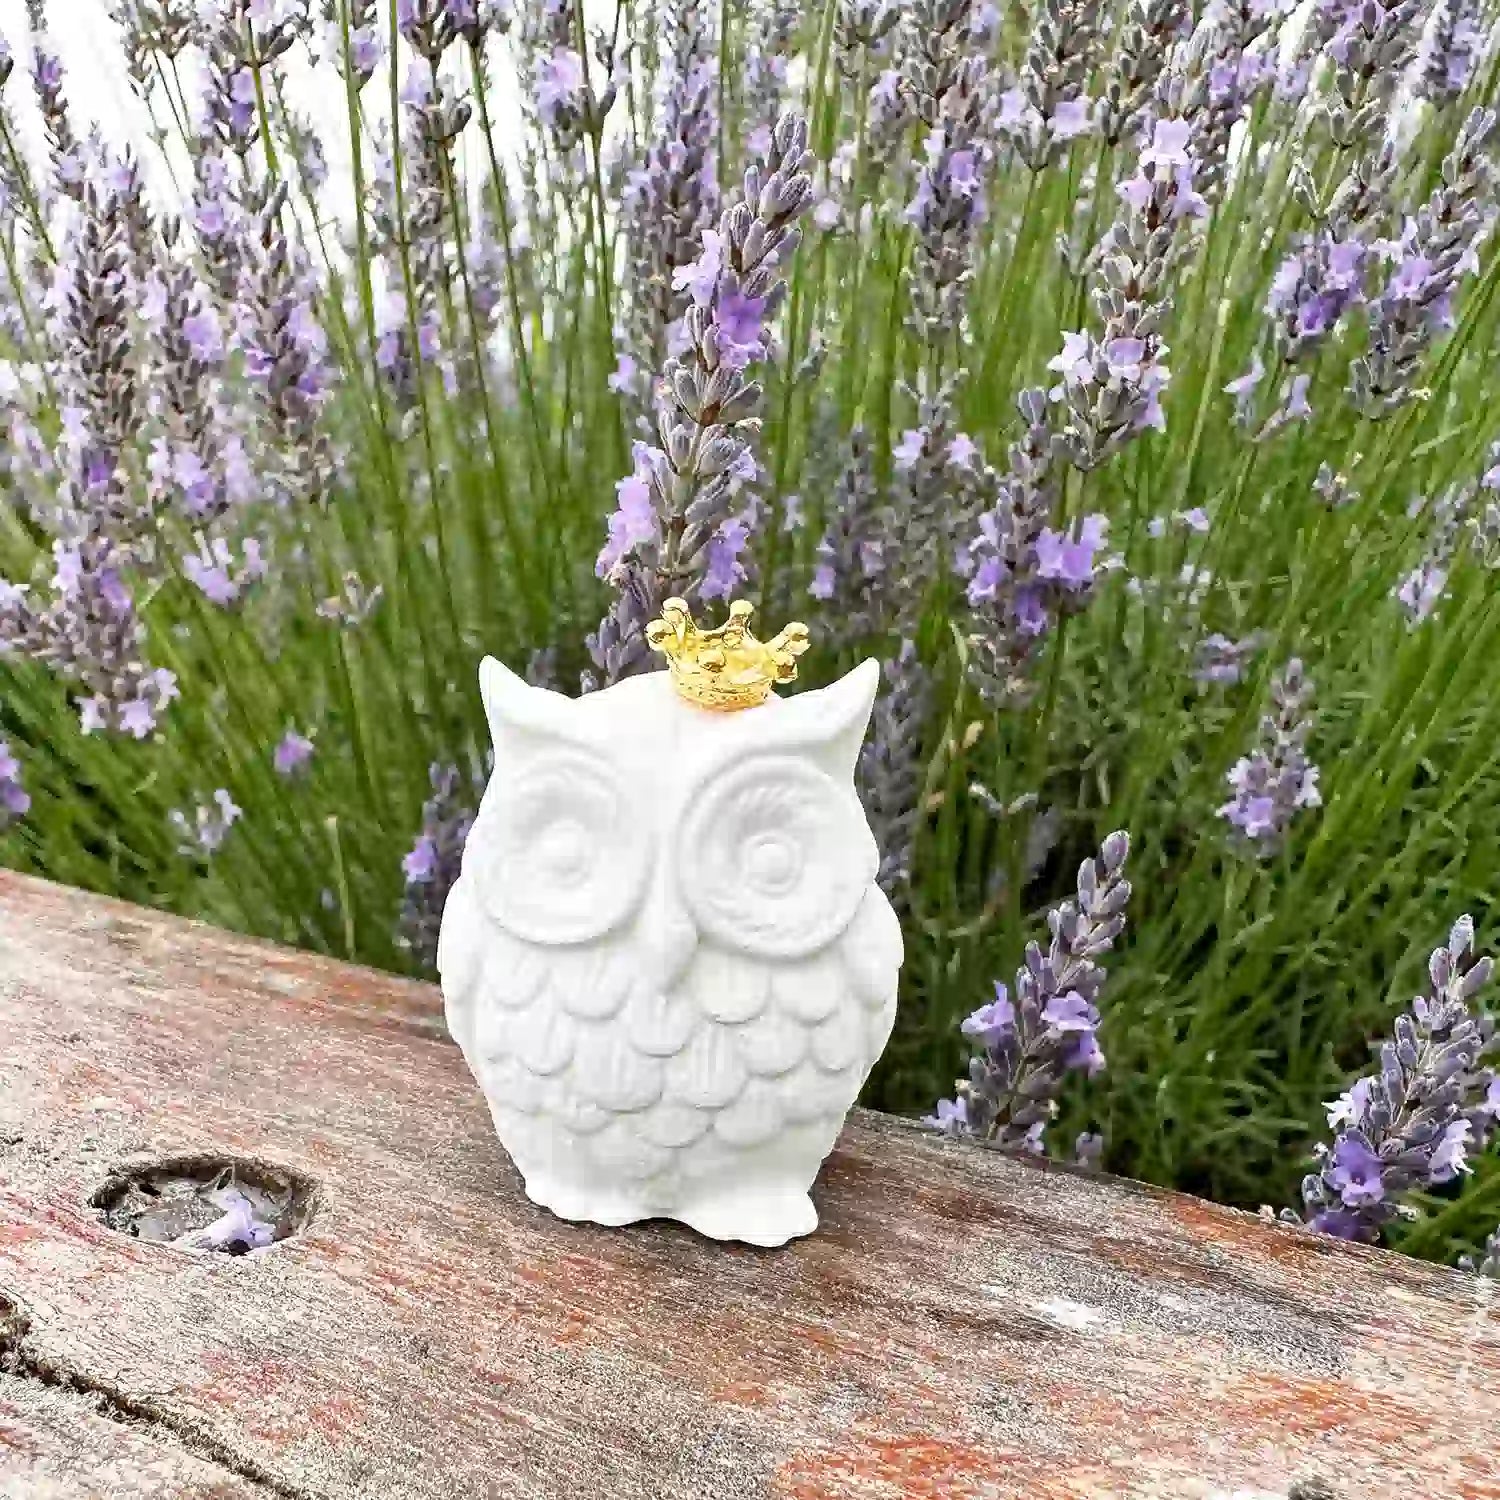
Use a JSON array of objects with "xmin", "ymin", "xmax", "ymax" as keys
[
  {"xmin": 597, "ymin": 447, "xmax": 663, "ymax": 577},
  {"xmin": 923, "ymin": 1095, "xmax": 970, "ymax": 1134},
  {"xmin": 1034, "ymin": 516, "xmax": 1106, "ymax": 588},
  {"xmin": 892, "ymin": 428, "xmax": 926, "ymax": 470},
  {"xmin": 1299, "ymin": 915, "xmax": 1497, "ymax": 1245},
  {"xmin": 1425, "ymin": 0, "xmax": 1484, "ymax": 100},
  {"xmin": 398, "ymin": 762, "xmax": 482, "ymax": 970},
  {"xmin": 607, "ymin": 351, "xmax": 637, "ymax": 394},
  {"xmin": 1193, "ymin": 632, "xmax": 1264, "ymax": 686},
  {"xmin": 1326, "ymin": 1135, "xmax": 1385, "ymax": 1206},
  {"xmin": 534, "ymin": 47, "xmax": 585, "ymax": 124},
  {"xmin": 715, "ymin": 290, "xmax": 768, "ymax": 368},
  {"xmin": 672, "ymin": 229, "xmax": 725, "ymax": 308},
  {"xmin": 926, "ymin": 833, "xmax": 1132, "ymax": 1152},
  {"xmin": 961, "ymin": 985, "xmax": 1017, "ymax": 1049},
  {"xmin": 1219, "ymin": 659, "xmax": 1322, "ymax": 852},
  {"xmin": 1141, "ymin": 116, "xmax": 1192, "ymax": 169},
  {"xmin": 700, "ymin": 516, "xmax": 750, "ymax": 601},
  {"xmin": 1050, "ymin": 96, "xmax": 1092, "ymax": 140},
  {"xmin": 350, "ymin": 25, "xmax": 383, "ymax": 80},
  {"xmin": 274, "ymin": 729, "xmax": 315, "ymax": 777},
  {"xmin": 0, "ymin": 740, "xmax": 30, "ymax": 824},
  {"xmin": 1394, "ymin": 484, "xmax": 1475, "ymax": 625},
  {"xmin": 403, "ymin": 835, "xmax": 438, "ymax": 882},
  {"xmin": 807, "ymin": 427, "xmax": 886, "ymax": 648},
  {"xmin": 170, "ymin": 789, "xmax": 242, "ymax": 858},
  {"xmin": 1350, "ymin": 109, "xmax": 1494, "ymax": 415}
]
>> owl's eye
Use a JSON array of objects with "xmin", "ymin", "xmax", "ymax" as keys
[
  {"xmin": 475, "ymin": 751, "xmax": 648, "ymax": 945},
  {"xmin": 676, "ymin": 755, "xmax": 875, "ymax": 959}
]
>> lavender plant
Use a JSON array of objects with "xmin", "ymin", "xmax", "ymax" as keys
[
  {"xmin": 926, "ymin": 832, "xmax": 1130, "ymax": 1152},
  {"xmin": 1294, "ymin": 915, "xmax": 1497, "ymax": 1245},
  {"xmin": 1218, "ymin": 659, "xmax": 1322, "ymax": 852},
  {"xmin": 2, "ymin": 0, "xmax": 1500, "ymax": 1259}
]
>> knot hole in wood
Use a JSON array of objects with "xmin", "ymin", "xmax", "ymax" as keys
[{"xmin": 89, "ymin": 1153, "xmax": 318, "ymax": 1255}]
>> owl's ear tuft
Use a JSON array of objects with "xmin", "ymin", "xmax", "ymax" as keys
[
  {"xmin": 479, "ymin": 656, "xmax": 575, "ymax": 744},
  {"xmin": 776, "ymin": 657, "xmax": 881, "ymax": 781}
]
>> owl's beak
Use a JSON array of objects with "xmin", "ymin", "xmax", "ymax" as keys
[{"xmin": 642, "ymin": 905, "xmax": 698, "ymax": 994}]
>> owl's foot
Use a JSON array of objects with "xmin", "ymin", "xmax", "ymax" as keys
[
  {"xmin": 674, "ymin": 1184, "xmax": 818, "ymax": 1248},
  {"xmin": 523, "ymin": 1174, "xmax": 649, "ymax": 1229}
]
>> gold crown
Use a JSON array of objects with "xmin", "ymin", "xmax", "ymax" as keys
[{"xmin": 646, "ymin": 598, "xmax": 810, "ymax": 711}]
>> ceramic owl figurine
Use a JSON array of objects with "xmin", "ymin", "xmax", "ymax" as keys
[{"xmin": 437, "ymin": 600, "xmax": 902, "ymax": 1247}]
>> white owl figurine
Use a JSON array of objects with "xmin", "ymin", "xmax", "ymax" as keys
[{"xmin": 437, "ymin": 626, "xmax": 902, "ymax": 1247}]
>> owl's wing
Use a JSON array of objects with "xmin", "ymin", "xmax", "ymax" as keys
[
  {"xmin": 839, "ymin": 886, "xmax": 904, "ymax": 1077},
  {"xmin": 436, "ymin": 871, "xmax": 486, "ymax": 1059},
  {"xmin": 681, "ymin": 888, "xmax": 904, "ymax": 1152}
]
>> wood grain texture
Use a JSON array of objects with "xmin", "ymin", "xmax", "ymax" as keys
[
  {"xmin": 0, "ymin": 870, "xmax": 1496, "ymax": 1500},
  {"xmin": 0, "ymin": 1377, "xmax": 267, "ymax": 1499}
]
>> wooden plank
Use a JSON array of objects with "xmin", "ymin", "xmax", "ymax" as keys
[{"xmin": 0, "ymin": 869, "xmax": 1496, "ymax": 1500}]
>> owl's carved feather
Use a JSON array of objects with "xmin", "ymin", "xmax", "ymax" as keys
[{"xmin": 441, "ymin": 877, "xmax": 901, "ymax": 1233}]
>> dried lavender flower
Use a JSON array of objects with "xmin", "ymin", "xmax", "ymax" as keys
[
  {"xmin": 1298, "ymin": 914, "xmax": 1498, "ymax": 1243},
  {"xmin": 926, "ymin": 832, "xmax": 1132, "ymax": 1152},
  {"xmin": 1219, "ymin": 658, "xmax": 1322, "ymax": 851}
]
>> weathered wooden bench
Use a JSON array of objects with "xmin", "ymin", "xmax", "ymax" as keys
[{"xmin": 1, "ymin": 870, "xmax": 1495, "ymax": 1499}]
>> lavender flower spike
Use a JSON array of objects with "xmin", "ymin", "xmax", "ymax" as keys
[
  {"xmin": 1299, "ymin": 915, "xmax": 1498, "ymax": 1244},
  {"xmin": 1349, "ymin": 108, "xmax": 1496, "ymax": 417},
  {"xmin": 592, "ymin": 113, "xmax": 817, "ymax": 683},
  {"xmin": 858, "ymin": 641, "xmax": 932, "ymax": 902},
  {"xmin": 398, "ymin": 762, "xmax": 481, "ymax": 970},
  {"xmin": 1219, "ymin": 659, "xmax": 1321, "ymax": 851},
  {"xmin": 809, "ymin": 426, "xmax": 886, "ymax": 649},
  {"xmin": 927, "ymin": 832, "xmax": 1132, "ymax": 1153}
]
